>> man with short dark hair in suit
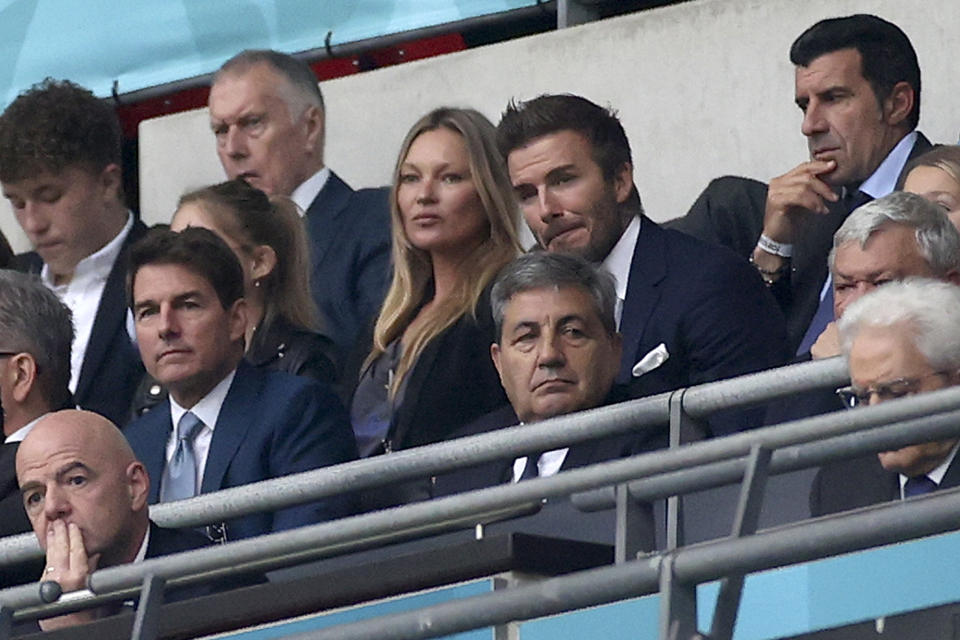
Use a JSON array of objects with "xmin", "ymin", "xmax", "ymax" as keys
[
  {"xmin": 497, "ymin": 94, "xmax": 786, "ymax": 436},
  {"xmin": 0, "ymin": 79, "xmax": 147, "ymax": 427},
  {"xmin": 208, "ymin": 49, "xmax": 391, "ymax": 361},
  {"xmin": 810, "ymin": 279, "xmax": 960, "ymax": 516},
  {"xmin": 670, "ymin": 14, "xmax": 932, "ymax": 356},
  {"xmin": 123, "ymin": 228, "xmax": 358, "ymax": 541},
  {"xmin": 15, "ymin": 409, "xmax": 216, "ymax": 631},
  {"xmin": 435, "ymin": 252, "xmax": 631, "ymax": 494},
  {"xmin": 0, "ymin": 270, "xmax": 74, "ymax": 588}
]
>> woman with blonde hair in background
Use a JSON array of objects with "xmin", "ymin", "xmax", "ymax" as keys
[{"xmin": 351, "ymin": 107, "xmax": 521, "ymax": 488}]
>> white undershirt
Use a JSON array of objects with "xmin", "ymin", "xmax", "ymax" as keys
[
  {"xmin": 290, "ymin": 167, "xmax": 331, "ymax": 216},
  {"xmin": 166, "ymin": 369, "xmax": 236, "ymax": 491},
  {"xmin": 41, "ymin": 214, "xmax": 134, "ymax": 393},
  {"xmin": 601, "ymin": 216, "xmax": 641, "ymax": 328}
]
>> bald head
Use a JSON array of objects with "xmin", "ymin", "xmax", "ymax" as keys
[{"xmin": 16, "ymin": 410, "xmax": 149, "ymax": 566}]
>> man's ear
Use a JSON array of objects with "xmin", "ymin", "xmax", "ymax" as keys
[
  {"xmin": 228, "ymin": 298, "xmax": 248, "ymax": 343},
  {"xmin": 612, "ymin": 162, "xmax": 634, "ymax": 205},
  {"xmin": 490, "ymin": 342, "xmax": 505, "ymax": 384},
  {"xmin": 883, "ymin": 81, "xmax": 914, "ymax": 127},
  {"xmin": 10, "ymin": 353, "xmax": 39, "ymax": 404},
  {"xmin": 303, "ymin": 105, "xmax": 325, "ymax": 156},
  {"xmin": 126, "ymin": 462, "xmax": 150, "ymax": 511},
  {"xmin": 98, "ymin": 163, "xmax": 123, "ymax": 202}
]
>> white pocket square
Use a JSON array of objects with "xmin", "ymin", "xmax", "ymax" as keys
[{"xmin": 632, "ymin": 343, "xmax": 669, "ymax": 377}]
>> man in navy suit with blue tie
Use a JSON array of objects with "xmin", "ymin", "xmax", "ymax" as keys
[
  {"xmin": 497, "ymin": 94, "xmax": 787, "ymax": 436},
  {"xmin": 123, "ymin": 228, "xmax": 358, "ymax": 541}
]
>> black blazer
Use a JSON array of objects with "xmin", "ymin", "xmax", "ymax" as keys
[
  {"xmin": 384, "ymin": 288, "xmax": 509, "ymax": 452},
  {"xmin": 304, "ymin": 172, "xmax": 392, "ymax": 361},
  {"xmin": 432, "ymin": 388, "xmax": 639, "ymax": 496},
  {"xmin": 13, "ymin": 220, "xmax": 149, "ymax": 427},
  {"xmin": 618, "ymin": 216, "xmax": 787, "ymax": 436},
  {"xmin": 666, "ymin": 133, "xmax": 933, "ymax": 354},
  {"xmin": 810, "ymin": 450, "xmax": 960, "ymax": 517},
  {"xmin": 0, "ymin": 442, "xmax": 41, "ymax": 590}
]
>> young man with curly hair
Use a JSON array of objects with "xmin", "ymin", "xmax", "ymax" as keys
[{"xmin": 0, "ymin": 79, "xmax": 146, "ymax": 426}]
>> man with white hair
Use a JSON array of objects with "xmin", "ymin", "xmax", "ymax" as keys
[
  {"xmin": 810, "ymin": 278, "xmax": 960, "ymax": 516},
  {"xmin": 208, "ymin": 50, "xmax": 390, "ymax": 360}
]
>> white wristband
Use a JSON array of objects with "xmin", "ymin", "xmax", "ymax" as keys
[{"xmin": 757, "ymin": 234, "xmax": 793, "ymax": 258}]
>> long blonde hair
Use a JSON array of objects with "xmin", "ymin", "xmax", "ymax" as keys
[{"xmin": 369, "ymin": 107, "xmax": 522, "ymax": 395}]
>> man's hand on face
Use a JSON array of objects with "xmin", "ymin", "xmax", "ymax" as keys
[
  {"xmin": 810, "ymin": 320, "xmax": 841, "ymax": 360},
  {"xmin": 763, "ymin": 160, "xmax": 839, "ymax": 244},
  {"xmin": 39, "ymin": 521, "xmax": 101, "ymax": 630}
]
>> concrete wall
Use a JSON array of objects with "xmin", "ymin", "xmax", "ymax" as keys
[{"xmin": 2, "ymin": 0, "xmax": 958, "ymax": 253}]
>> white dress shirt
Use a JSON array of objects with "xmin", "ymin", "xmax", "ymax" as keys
[
  {"xmin": 42, "ymin": 213, "xmax": 134, "ymax": 393},
  {"xmin": 3, "ymin": 415, "xmax": 46, "ymax": 444},
  {"xmin": 166, "ymin": 369, "xmax": 236, "ymax": 491},
  {"xmin": 290, "ymin": 167, "xmax": 331, "ymax": 216},
  {"xmin": 601, "ymin": 215, "xmax": 642, "ymax": 328},
  {"xmin": 511, "ymin": 449, "xmax": 570, "ymax": 483}
]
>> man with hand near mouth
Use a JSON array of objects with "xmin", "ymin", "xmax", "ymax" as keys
[
  {"xmin": 497, "ymin": 94, "xmax": 785, "ymax": 435},
  {"xmin": 673, "ymin": 14, "xmax": 931, "ymax": 356}
]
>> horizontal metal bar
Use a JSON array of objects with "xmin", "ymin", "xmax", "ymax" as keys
[
  {"xmin": 574, "ymin": 402, "xmax": 960, "ymax": 508},
  {"xmin": 242, "ymin": 488, "xmax": 960, "ymax": 640},
  {"xmin": 6, "ymin": 386, "xmax": 960, "ymax": 617}
]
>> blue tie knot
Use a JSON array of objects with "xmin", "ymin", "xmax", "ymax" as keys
[{"xmin": 904, "ymin": 475, "xmax": 938, "ymax": 498}]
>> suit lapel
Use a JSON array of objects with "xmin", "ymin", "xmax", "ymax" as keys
[
  {"xmin": 200, "ymin": 365, "xmax": 256, "ymax": 494},
  {"xmin": 617, "ymin": 217, "xmax": 667, "ymax": 382},
  {"xmin": 304, "ymin": 172, "xmax": 354, "ymax": 271},
  {"xmin": 140, "ymin": 404, "xmax": 173, "ymax": 503},
  {"xmin": 939, "ymin": 453, "xmax": 960, "ymax": 490},
  {"xmin": 74, "ymin": 220, "xmax": 147, "ymax": 402}
]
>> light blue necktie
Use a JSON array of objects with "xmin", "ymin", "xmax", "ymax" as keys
[{"xmin": 160, "ymin": 412, "xmax": 203, "ymax": 502}]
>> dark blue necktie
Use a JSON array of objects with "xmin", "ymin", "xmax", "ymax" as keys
[
  {"xmin": 161, "ymin": 412, "xmax": 204, "ymax": 502},
  {"xmin": 904, "ymin": 475, "xmax": 938, "ymax": 498},
  {"xmin": 796, "ymin": 190, "xmax": 873, "ymax": 356},
  {"xmin": 518, "ymin": 454, "xmax": 541, "ymax": 481}
]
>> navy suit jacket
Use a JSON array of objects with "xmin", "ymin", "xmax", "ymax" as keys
[
  {"xmin": 810, "ymin": 450, "xmax": 960, "ymax": 517},
  {"xmin": 13, "ymin": 220, "xmax": 148, "ymax": 427},
  {"xmin": 125, "ymin": 362, "xmax": 359, "ymax": 540},
  {"xmin": 432, "ymin": 390, "xmax": 640, "ymax": 496},
  {"xmin": 666, "ymin": 133, "xmax": 932, "ymax": 353},
  {"xmin": 619, "ymin": 217, "xmax": 787, "ymax": 435},
  {"xmin": 304, "ymin": 172, "xmax": 391, "ymax": 361}
]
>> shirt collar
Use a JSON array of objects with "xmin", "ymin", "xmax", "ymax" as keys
[
  {"xmin": 168, "ymin": 368, "xmax": 237, "ymax": 433},
  {"xmin": 898, "ymin": 439, "xmax": 960, "ymax": 494},
  {"xmin": 40, "ymin": 213, "xmax": 133, "ymax": 288},
  {"xmin": 857, "ymin": 131, "xmax": 917, "ymax": 199},
  {"xmin": 601, "ymin": 215, "xmax": 642, "ymax": 304},
  {"xmin": 290, "ymin": 167, "xmax": 331, "ymax": 215},
  {"xmin": 133, "ymin": 525, "xmax": 150, "ymax": 564},
  {"xmin": 3, "ymin": 414, "xmax": 48, "ymax": 444}
]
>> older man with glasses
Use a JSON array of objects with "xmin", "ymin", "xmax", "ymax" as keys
[{"xmin": 810, "ymin": 278, "xmax": 960, "ymax": 516}]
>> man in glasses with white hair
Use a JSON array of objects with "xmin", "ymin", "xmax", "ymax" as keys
[{"xmin": 810, "ymin": 278, "xmax": 960, "ymax": 516}]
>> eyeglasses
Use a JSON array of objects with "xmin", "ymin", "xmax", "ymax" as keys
[
  {"xmin": 0, "ymin": 351, "xmax": 20, "ymax": 359},
  {"xmin": 836, "ymin": 370, "xmax": 955, "ymax": 409}
]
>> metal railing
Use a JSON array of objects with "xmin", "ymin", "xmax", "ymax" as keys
[
  {"xmin": 5, "ymin": 359, "xmax": 960, "ymax": 638},
  {"xmin": 0, "ymin": 356, "xmax": 848, "ymax": 568}
]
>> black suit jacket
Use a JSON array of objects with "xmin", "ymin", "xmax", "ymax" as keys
[
  {"xmin": 13, "ymin": 220, "xmax": 148, "ymax": 427},
  {"xmin": 125, "ymin": 362, "xmax": 359, "ymax": 540},
  {"xmin": 0, "ymin": 442, "xmax": 41, "ymax": 590},
  {"xmin": 666, "ymin": 133, "xmax": 933, "ymax": 353},
  {"xmin": 619, "ymin": 217, "xmax": 787, "ymax": 436},
  {"xmin": 304, "ymin": 172, "xmax": 392, "ymax": 361},
  {"xmin": 810, "ymin": 450, "xmax": 960, "ymax": 517},
  {"xmin": 432, "ymin": 388, "xmax": 639, "ymax": 496}
]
